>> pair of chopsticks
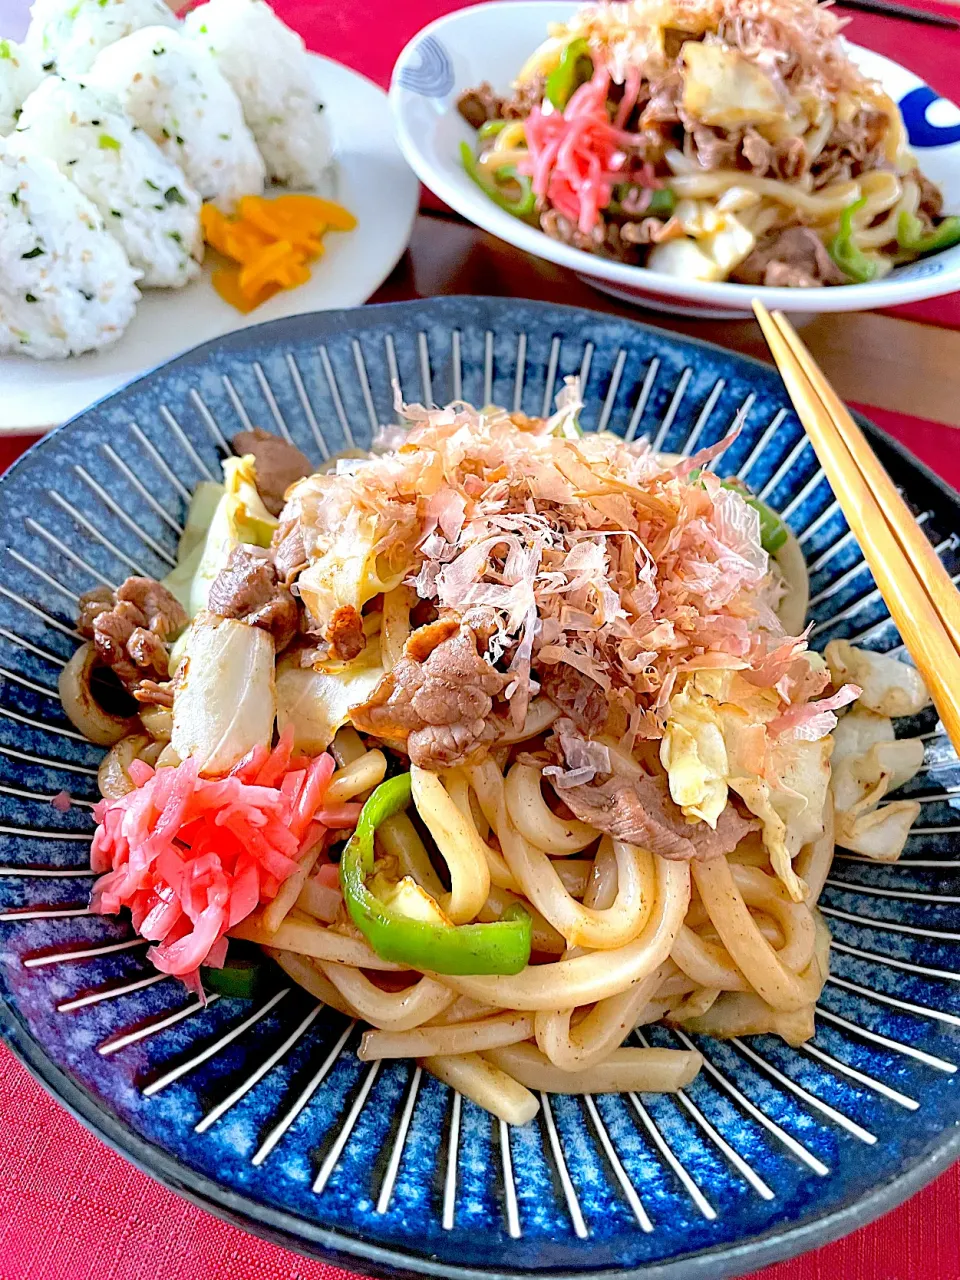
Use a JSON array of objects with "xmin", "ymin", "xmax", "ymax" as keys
[
  {"xmin": 753, "ymin": 300, "xmax": 960, "ymax": 753},
  {"xmin": 834, "ymin": 0, "xmax": 959, "ymax": 29}
]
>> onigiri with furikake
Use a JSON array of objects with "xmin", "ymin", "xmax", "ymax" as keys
[
  {"xmin": 0, "ymin": 139, "xmax": 140, "ymax": 359},
  {"xmin": 185, "ymin": 0, "xmax": 332, "ymax": 189},
  {"xmin": 87, "ymin": 25, "xmax": 265, "ymax": 210},
  {"xmin": 0, "ymin": 38, "xmax": 44, "ymax": 135},
  {"xmin": 25, "ymin": 0, "xmax": 177, "ymax": 77},
  {"xmin": 16, "ymin": 76, "xmax": 203, "ymax": 288}
]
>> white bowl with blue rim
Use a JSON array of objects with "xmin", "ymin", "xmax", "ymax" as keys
[
  {"xmin": 389, "ymin": 0, "xmax": 960, "ymax": 318},
  {"xmin": 2, "ymin": 296, "xmax": 960, "ymax": 1279}
]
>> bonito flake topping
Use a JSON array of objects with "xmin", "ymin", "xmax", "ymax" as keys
[{"xmin": 284, "ymin": 384, "xmax": 854, "ymax": 763}]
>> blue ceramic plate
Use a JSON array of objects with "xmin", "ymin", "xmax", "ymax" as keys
[{"xmin": 0, "ymin": 297, "xmax": 958, "ymax": 1280}]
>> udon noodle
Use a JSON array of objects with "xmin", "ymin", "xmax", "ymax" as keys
[{"xmin": 63, "ymin": 385, "xmax": 932, "ymax": 1125}]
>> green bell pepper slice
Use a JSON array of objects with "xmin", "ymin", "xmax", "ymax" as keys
[
  {"xmin": 897, "ymin": 210, "xmax": 960, "ymax": 255},
  {"xmin": 478, "ymin": 120, "xmax": 507, "ymax": 142},
  {"xmin": 609, "ymin": 185, "xmax": 676, "ymax": 219},
  {"xmin": 688, "ymin": 471, "xmax": 789, "ymax": 554},
  {"xmin": 460, "ymin": 141, "xmax": 536, "ymax": 217},
  {"xmin": 828, "ymin": 197, "xmax": 877, "ymax": 284},
  {"xmin": 743, "ymin": 491, "xmax": 789, "ymax": 554},
  {"xmin": 201, "ymin": 954, "xmax": 268, "ymax": 999},
  {"xmin": 643, "ymin": 187, "xmax": 676, "ymax": 219},
  {"xmin": 340, "ymin": 774, "xmax": 533, "ymax": 975},
  {"xmin": 545, "ymin": 37, "xmax": 592, "ymax": 110}
]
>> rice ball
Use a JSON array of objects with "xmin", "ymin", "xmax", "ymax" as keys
[
  {"xmin": 0, "ymin": 141, "xmax": 140, "ymax": 360},
  {"xmin": 25, "ymin": 0, "xmax": 177, "ymax": 78},
  {"xmin": 185, "ymin": 0, "xmax": 331, "ymax": 189},
  {"xmin": 16, "ymin": 77, "xmax": 202, "ymax": 288},
  {"xmin": 87, "ymin": 26, "xmax": 265, "ymax": 210},
  {"xmin": 0, "ymin": 39, "xmax": 45, "ymax": 136}
]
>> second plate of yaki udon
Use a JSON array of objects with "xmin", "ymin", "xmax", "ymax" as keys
[
  {"xmin": 60, "ymin": 350, "xmax": 933, "ymax": 1126},
  {"xmin": 456, "ymin": 0, "xmax": 958, "ymax": 286},
  {"xmin": 391, "ymin": 0, "xmax": 960, "ymax": 313}
]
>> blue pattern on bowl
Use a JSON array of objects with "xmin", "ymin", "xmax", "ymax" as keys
[
  {"xmin": 899, "ymin": 86, "xmax": 960, "ymax": 149},
  {"xmin": 396, "ymin": 34, "xmax": 455, "ymax": 99},
  {"xmin": 0, "ymin": 297, "xmax": 959, "ymax": 1280}
]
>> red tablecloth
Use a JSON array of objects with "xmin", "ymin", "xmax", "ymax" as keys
[{"xmin": 4, "ymin": 3, "xmax": 960, "ymax": 1279}]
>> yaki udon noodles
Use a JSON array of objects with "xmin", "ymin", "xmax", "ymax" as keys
[
  {"xmin": 62, "ymin": 390, "xmax": 933, "ymax": 1125},
  {"xmin": 457, "ymin": 0, "xmax": 960, "ymax": 286}
]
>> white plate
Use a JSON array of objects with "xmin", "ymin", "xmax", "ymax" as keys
[
  {"xmin": 1, "ymin": 54, "xmax": 419, "ymax": 433},
  {"xmin": 389, "ymin": 1, "xmax": 960, "ymax": 319}
]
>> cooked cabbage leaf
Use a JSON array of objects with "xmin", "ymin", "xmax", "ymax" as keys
[
  {"xmin": 835, "ymin": 800, "xmax": 920, "ymax": 860},
  {"xmin": 829, "ymin": 704, "xmax": 924, "ymax": 861},
  {"xmin": 660, "ymin": 681, "xmax": 730, "ymax": 826},
  {"xmin": 825, "ymin": 641, "xmax": 931, "ymax": 718},
  {"xmin": 681, "ymin": 42, "xmax": 787, "ymax": 128},
  {"xmin": 168, "ymin": 455, "xmax": 278, "ymax": 619},
  {"xmin": 275, "ymin": 649, "xmax": 384, "ymax": 753},
  {"xmin": 830, "ymin": 706, "xmax": 895, "ymax": 765},
  {"xmin": 162, "ymin": 480, "xmax": 224, "ymax": 613},
  {"xmin": 296, "ymin": 507, "xmax": 406, "ymax": 635},
  {"xmin": 171, "ymin": 613, "xmax": 276, "ymax": 776},
  {"xmin": 731, "ymin": 737, "xmax": 832, "ymax": 903}
]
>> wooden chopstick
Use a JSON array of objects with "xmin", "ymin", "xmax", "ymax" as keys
[
  {"xmin": 752, "ymin": 299, "xmax": 960, "ymax": 752},
  {"xmin": 769, "ymin": 309, "xmax": 960, "ymax": 655},
  {"xmin": 834, "ymin": 0, "xmax": 959, "ymax": 29}
]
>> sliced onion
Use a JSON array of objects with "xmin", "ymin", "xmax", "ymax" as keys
[
  {"xmin": 139, "ymin": 740, "xmax": 165, "ymax": 767},
  {"xmin": 139, "ymin": 704, "xmax": 173, "ymax": 742},
  {"xmin": 98, "ymin": 733, "xmax": 150, "ymax": 800},
  {"xmin": 59, "ymin": 642, "xmax": 140, "ymax": 746},
  {"xmin": 496, "ymin": 698, "xmax": 560, "ymax": 744},
  {"xmin": 155, "ymin": 743, "xmax": 182, "ymax": 769},
  {"xmin": 773, "ymin": 530, "xmax": 809, "ymax": 635}
]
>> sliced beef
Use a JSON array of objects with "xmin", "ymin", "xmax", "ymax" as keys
[
  {"xmin": 542, "ymin": 205, "xmax": 677, "ymax": 264},
  {"xmin": 558, "ymin": 770, "xmax": 758, "ymax": 861},
  {"xmin": 732, "ymin": 226, "xmax": 848, "ymax": 288},
  {"xmin": 114, "ymin": 577, "xmax": 187, "ymax": 636},
  {"xmin": 810, "ymin": 109, "xmax": 887, "ymax": 188},
  {"xmin": 351, "ymin": 617, "xmax": 509, "ymax": 769},
  {"xmin": 457, "ymin": 76, "xmax": 547, "ymax": 129},
  {"xmin": 689, "ymin": 124, "xmax": 739, "ymax": 171},
  {"xmin": 619, "ymin": 214, "xmax": 682, "ymax": 246},
  {"xmin": 538, "ymin": 664, "xmax": 608, "ymax": 737},
  {"xmin": 501, "ymin": 74, "xmax": 547, "ymax": 120},
  {"xmin": 641, "ymin": 70, "xmax": 683, "ymax": 126},
  {"xmin": 541, "ymin": 208, "xmax": 608, "ymax": 254},
  {"xmin": 79, "ymin": 578, "xmax": 185, "ymax": 641},
  {"xmin": 77, "ymin": 586, "xmax": 115, "ymax": 636},
  {"xmin": 457, "ymin": 82, "xmax": 503, "ymax": 129},
  {"xmin": 327, "ymin": 605, "xmax": 365, "ymax": 662},
  {"xmin": 686, "ymin": 124, "xmax": 807, "ymax": 180},
  {"xmin": 272, "ymin": 516, "xmax": 307, "ymax": 585},
  {"xmin": 741, "ymin": 129, "xmax": 773, "ymax": 173},
  {"xmin": 126, "ymin": 625, "xmax": 169, "ymax": 673},
  {"xmin": 208, "ymin": 545, "xmax": 299, "ymax": 650},
  {"xmin": 77, "ymin": 577, "xmax": 187, "ymax": 692},
  {"xmin": 771, "ymin": 135, "xmax": 808, "ymax": 182},
  {"xmin": 133, "ymin": 679, "xmax": 174, "ymax": 708},
  {"xmin": 913, "ymin": 166, "xmax": 944, "ymax": 225},
  {"xmin": 232, "ymin": 426, "xmax": 312, "ymax": 517}
]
